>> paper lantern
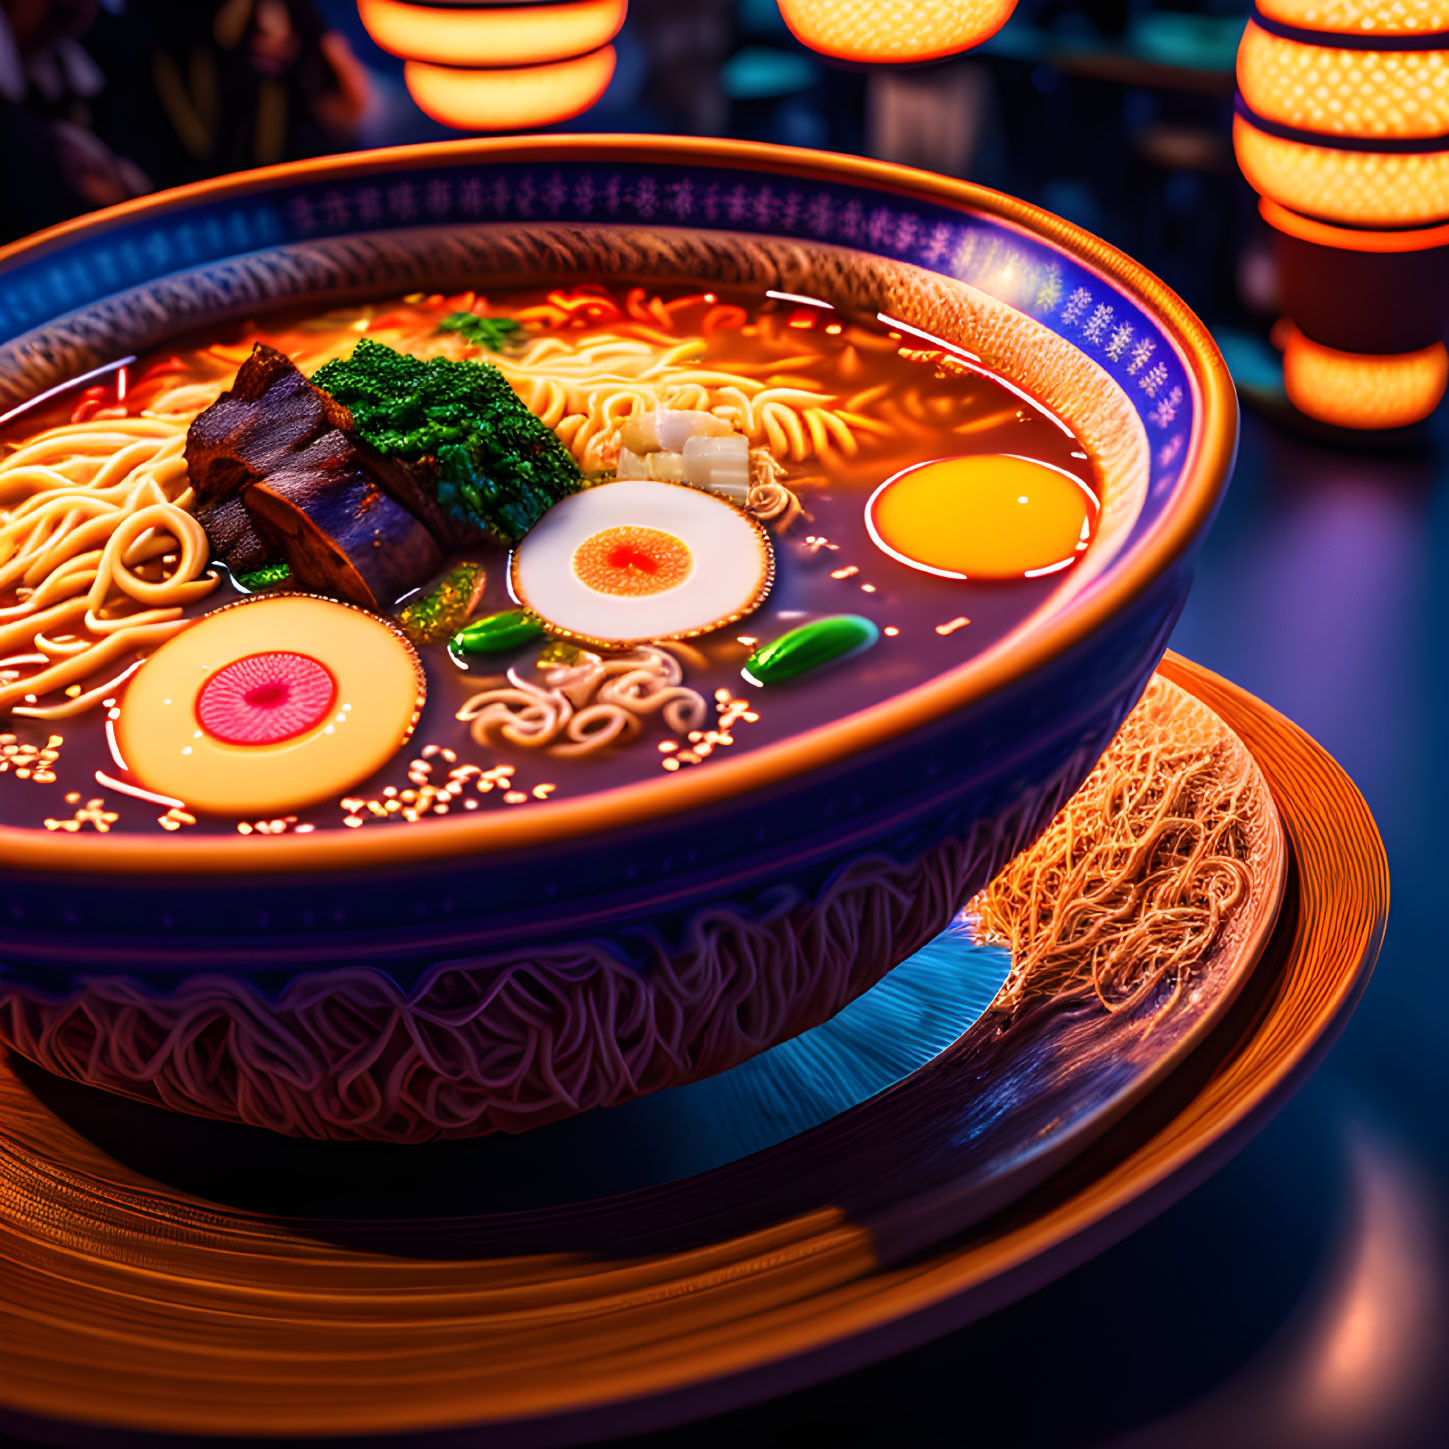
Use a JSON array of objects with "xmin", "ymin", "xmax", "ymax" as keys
[
  {"xmin": 1277, "ymin": 321, "xmax": 1449, "ymax": 429},
  {"xmin": 1233, "ymin": 1, "xmax": 1449, "ymax": 427},
  {"xmin": 777, "ymin": 0, "xmax": 1017, "ymax": 64},
  {"xmin": 1248, "ymin": 0, "xmax": 1446, "ymax": 34},
  {"xmin": 404, "ymin": 47, "xmax": 618, "ymax": 130},
  {"xmin": 358, "ymin": 0, "xmax": 626, "ymax": 131}
]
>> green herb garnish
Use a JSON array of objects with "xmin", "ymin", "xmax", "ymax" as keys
[
  {"xmin": 235, "ymin": 561, "xmax": 291, "ymax": 592},
  {"xmin": 396, "ymin": 562, "xmax": 488, "ymax": 646},
  {"xmin": 313, "ymin": 339, "xmax": 583, "ymax": 544},
  {"xmin": 438, "ymin": 312, "xmax": 524, "ymax": 352}
]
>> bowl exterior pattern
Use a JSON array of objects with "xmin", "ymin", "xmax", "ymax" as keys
[
  {"xmin": 0, "ymin": 582, "xmax": 1179, "ymax": 1141},
  {"xmin": 0, "ymin": 143, "xmax": 1224, "ymax": 1140}
]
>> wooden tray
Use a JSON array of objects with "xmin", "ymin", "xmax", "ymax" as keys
[{"xmin": 0, "ymin": 654, "xmax": 1386, "ymax": 1446}]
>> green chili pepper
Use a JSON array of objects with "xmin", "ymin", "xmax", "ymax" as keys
[
  {"xmin": 745, "ymin": 615, "xmax": 879, "ymax": 685},
  {"xmin": 451, "ymin": 608, "xmax": 547, "ymax": 656}
]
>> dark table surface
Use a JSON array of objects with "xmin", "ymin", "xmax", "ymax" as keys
[
  {"xmin": 10, "ymin": 357, "xmax": 1433, "ymax": 1449},
  {"xmin": 622, "ymin": 408, "xmax": 1449, "ymax": 1449},
  {"xmin": 11, "ymin": 387, "xmax": 1429, "ymax": 1449}
]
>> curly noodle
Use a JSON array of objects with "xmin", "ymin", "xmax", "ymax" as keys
[
  {"xmin": 491, "ymin": 289, "xmax": 890, "ymax": 473},
  {"xmin": 456, "ymin": 644, "xmax": 708, "ymax": 758},
  {"xmin": 746, "ymin": 447, "xmax": 805, "ymax": 530}
]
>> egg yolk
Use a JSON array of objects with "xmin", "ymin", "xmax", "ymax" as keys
[
  {"xmin": 867, "ymin": 455, "xmax": 1096, "ymax": 580},
  {"xmin": 573, "ymin": 525, "xmax": 693, "ymax": 596}
]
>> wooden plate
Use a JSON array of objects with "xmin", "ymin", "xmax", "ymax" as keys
[{"xmin": 0, "ymin": 654, "xmax": 1386, "ymax": 1445}]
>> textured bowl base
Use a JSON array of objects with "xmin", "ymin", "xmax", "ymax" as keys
[
  {"xmin": 0, "ymin": 821, "xmax": 1016, "ymax": 1141},
  {"xmin": 9, "ymin": 924, "xmax": 1011, "ymax": 1218},
  {"xmin": 0, "ymin": 656, "xmax": 1384, "ymax": 1447},
  {"xmin": 0, "ymin": 662, "xmax": 1251, "ymax": 1145}
]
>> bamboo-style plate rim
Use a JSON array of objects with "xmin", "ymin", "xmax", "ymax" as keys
[
  {"xmin": 0, "ymin": 653, "xmax": 1386, "ymax": 1446},
  {"xmin": 606, "ymin": 650, "xmax": 1383, "ymax": 1443}
]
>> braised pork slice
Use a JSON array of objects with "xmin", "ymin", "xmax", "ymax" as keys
[{"xmin": 185, "ymin": 344, "xmax": 454, "ymax": 608}]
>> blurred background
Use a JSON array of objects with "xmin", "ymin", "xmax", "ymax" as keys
[
  {"xmin": 0, "ymin": 0, "xmax": 1253, "ymax": 325},
  {"xmin": 3, "ymin": 4, "xmax": 1446, "ymax": 1447}
]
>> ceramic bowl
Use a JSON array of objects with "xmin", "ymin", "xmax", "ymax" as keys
[{"xmin": 0, "ymin": 137, "xmax": 1236, "ymax": 1140}]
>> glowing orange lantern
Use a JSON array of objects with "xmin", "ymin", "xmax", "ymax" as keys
[
  {"xmin": 1233, "ymin": 1, "xmax": 1449, "ymax": 428},
  {"xmin": 1276, "ymin": 321, "xmax": 1449, "ymax": 429},
  {"xmin": 358, "ymin": 0, "xmax": 626, "ymax": 131},
  {"xmin": 777, "ymin": 0, "xmax": 1018, "ymax": 64}
]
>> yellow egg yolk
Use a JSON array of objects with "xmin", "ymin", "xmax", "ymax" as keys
[
  {"xmin": 867, "ymin": 455, "xmax": 1096, "ymax": 580},
  {"xmin": 572, "ymin": 525, "xmax": 693, "ymax": 596}
]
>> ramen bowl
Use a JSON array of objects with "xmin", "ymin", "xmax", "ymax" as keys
[{"xmin": 0, "ymin": 138, "xmax": 1235, "ymax": 1141}]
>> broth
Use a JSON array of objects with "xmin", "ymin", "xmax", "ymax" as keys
[{"xmin": 0, "ymin": 282, "xmax": 1100, "ymax": 838}]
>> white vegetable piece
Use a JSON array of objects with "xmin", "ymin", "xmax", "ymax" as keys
[
  {"xmin": 682, "ymin": 433, "xmax": 750, "ymax": 502},
  {"xmin": 652, "ymin": 451, "xmax": 687, "ymax": 483},
  {"xmin": 621, "ymin": 408, "xmax": 735, "ymax": 455},
  {"xmin": 616, "ymin": 446, "xmax": 648, "ymax": 480},
  {"xmin": 617, "ymin": 446, "xmax": 686, "ymax": 482}
]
